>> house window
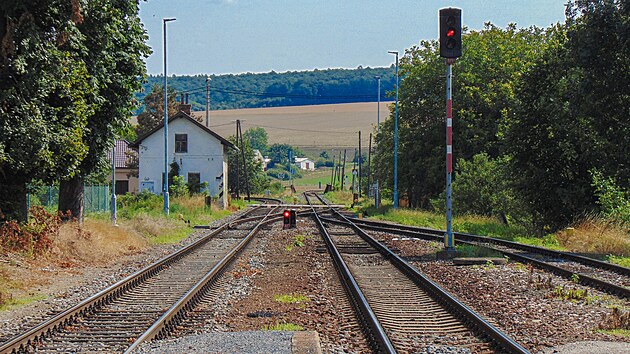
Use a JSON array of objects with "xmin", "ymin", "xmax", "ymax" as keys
[
  {"xmin": 175, "ymin": 134, "xmax": 188, "ymax": 153},
  {"xmin": 115, "ymin": 180, "xmax": 129, "ymax": 195},
  {"xmin": 188, "ymin": 173, "xmax": 201, "ymax": 194}
]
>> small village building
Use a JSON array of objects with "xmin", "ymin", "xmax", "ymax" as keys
[
  {"xmin": 253, "ymin": 149, "xmax": 268, "ymax": 171},
  {"xmin": 295, "ymin": 157, "xmax": 315, "ymax": 171},
  {"xmin": 130, "ymin": 109, "xmax": 236, "ymax": 209},
  {"xmin": 107, "ymin": 140, "xmax": 139, "ymax": 195}
]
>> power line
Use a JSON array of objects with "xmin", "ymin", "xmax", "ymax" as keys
[
  {"xmin": 245, "ymin": 124, "xmax": 358, "ymax": 134},
  {"xmin": 175, "ymin": 85, "xmax": 378, "ymax": 100}
]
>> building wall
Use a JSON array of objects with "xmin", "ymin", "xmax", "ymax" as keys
[
  {"xmin": 298, "ymin": 160, "xmax": 315, "ymax": 171},
  {"xmin": 105, "ymin": 170, "xmax": 139, "ymax": 194},
  {"xmin": 137, "ymin": 118, "xmax": 227, "ymax": 205}
]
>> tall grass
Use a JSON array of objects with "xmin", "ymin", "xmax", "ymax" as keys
[
  {"xmin": 358, "ymin": 196, "xmax": 629, "ymax": 260},
  {"xmin": 557, "ymin": 216, "xmax": 630, "ymax": 256},
  {"xmin": 104, "ymin": 192, "xmax": 233, "ymax": 245}
]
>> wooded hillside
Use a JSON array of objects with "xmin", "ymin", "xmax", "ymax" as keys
[{"xmin": 138, "ymin": 67, "xmax": 396, "ymax": 111}]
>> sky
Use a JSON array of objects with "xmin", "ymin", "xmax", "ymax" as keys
[{"xmin": 139, "ymin": 0, "xmax": 568, "ymax": 76}]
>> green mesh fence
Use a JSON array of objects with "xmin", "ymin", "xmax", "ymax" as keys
[{"xmin": 27, "ymin": 185, "xmax": 111, "ymax": 213}]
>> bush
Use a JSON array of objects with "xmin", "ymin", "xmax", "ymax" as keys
[
  {"xmin": 170, "ymin": 175, "xmax": 189, "ymax": 197},
  {"xmin": 267, "ymin": 167, "xmax": 302, "ymax": 180},
  {"xmin": 591, "ymin": 170, "xmax": 630, "ymax": 225},
  {"xmin": 0, "ymin": 206, "xmax": 59, "ymax": 257},
  {"xmin": 117, "ymin": 190, "xmax": 162, "ymax": 218},
  {"xmin": 432, "ymin": 153, "xmax": 523, "ymax": 224},
  {"xmin": 268, "ymin": 181, "xmax": 284, "ymax": 194},
  {"xmin": 315, "ymin": 159, "xmax": 333, "ymax": 168}
]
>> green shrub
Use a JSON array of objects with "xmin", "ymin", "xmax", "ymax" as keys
[
  {"xmin": 268, "ymin": 181, "xmax": 284, "ymax": 194},
  {"xmin": 170, "ymin": 175, "xmax": 189, "ymax": 197},
  {"xmin": 432, "ymin": 154, "xmax": 521, "ymax": 221},
  {"xmin": 591, "ymin": 170, "xmax": 630, "ymax": 225}
]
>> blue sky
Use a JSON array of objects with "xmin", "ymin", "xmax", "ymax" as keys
[{"xmin": 139, "ymin": 0, "xmax": 567, "ymax": 75}]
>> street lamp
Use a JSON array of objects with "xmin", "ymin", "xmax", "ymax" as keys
[
  {"xmin": 163, "ymin": 17, "xmax": 176, "ymax": 215},
  {"xmin": 374, "ymin": 75, "xmax": 381, "ymax": 208},
  {"xmin": 206, "ymin": 76, "xmax": 211, "ymax": 127},
  {"xmin": 388, "ymin": 51, "xmax": 399, "ymax": 209}
]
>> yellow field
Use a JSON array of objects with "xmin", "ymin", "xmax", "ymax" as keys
[{"xmin": 191, "ymin": 102, "xmax": 392, "ymax": 155}]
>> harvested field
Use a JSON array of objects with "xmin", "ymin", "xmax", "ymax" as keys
[{"xmin": 190, "ymin": 102, "xmax": 392, "ymax": 154}]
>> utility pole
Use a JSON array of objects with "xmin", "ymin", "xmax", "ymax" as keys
[
  {"xmin": 341, "ymin": 149, "xmax": 347, "ymax": 190},
  {"xmin": 388, "ymin": 51, "xmax": 400, "ymax": 209},
  {"xmin": 237, "ymin": 120, "xmax": 250, "ymax": 200},
  {"xmin": 337, "ymin": 151, "xmax": 342, "ymax": 187},
  {"xmin": 205, "ymin": 76, "xmax": 211, "ymax": 127},
  {"xmin": 111, "ymin": 138, "xmax": 117, "ymax": 226},
  {"xmin": 368, "ymin": 133, "xmax": 372, "ymax": 199},
  {"xmin": 162, "ymin": 17, "xmax": 176, "ymax": 215},
  {"xmin": 358, "ymin": 131, "xmax": 362, "ymax": 198},
  {"xmin": 330, "ymin": 156, "xmax": 337, "ymax": 190},
  {"xmin": 235, "ymin": 120, "xmax": 240, "ymax": 198},
  {"xmin": 375, "ymin": 75, "xmax": 381, "ymax": 208}
]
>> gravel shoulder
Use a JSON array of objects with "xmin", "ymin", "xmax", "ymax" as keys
[
  {"xmin": 382, "ymin": 234, "xmax": 630, "ymax": 352},
  {"xmin": 0, "ymin": 212, "xmax": 244, "ymax": 341}
]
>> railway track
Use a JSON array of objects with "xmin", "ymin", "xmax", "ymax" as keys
[
  {"xmin": 304, "ymin": 192, "xmax": 528, "ymax": 354},
  {"xmin": 0, "ymin": 206, "xmax": 280, "ymax": 354},
  {"xmin": 341, "ymin": 217, "xmax": 630, "ymax": 299}
]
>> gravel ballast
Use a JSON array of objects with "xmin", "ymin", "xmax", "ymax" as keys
[{"xmin": 133, "ymin": 331, "xmax": 294, "ymax": 354}]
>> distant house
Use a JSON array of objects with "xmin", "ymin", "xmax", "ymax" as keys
[
  {"xmin": 130, "ymin": 108, "xmax": 236, "ymax": 209},
  {"xmin": 107, "ymin": 140, "xmax": 139, "ymax": 195},
  {"xmin": 295, "ymin": 157, "xmax": 315, "ymax": 171},
  {"xmin": 253, "ymin": 149, "xmax": 267, "ymax": 171}
]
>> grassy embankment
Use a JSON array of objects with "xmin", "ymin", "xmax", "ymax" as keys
[
  {"xmin": 324, "ymin": 190, "xmax": 630, "ymax": 267},
  {"xmin": 0, "ymin": 194, "xmax": 243, "ymax": 310}
]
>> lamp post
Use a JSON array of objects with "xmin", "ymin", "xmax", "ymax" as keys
[
  {"xmin": 163, "ymin": 17, "xmax": 176, "ymax": 215},
  {"xmin": 111, "ymin": 138, "xmax": 117, "ymax": 226},
  {"xmin": 388, "ymin": 51, "xmax": 399, "ymax": 209},
  {"xmin": 206, "ymin": 76, "xmax": 211, "ymax": 127},
  {"xmin": 375, "ymin": 75, "xmax": 381, "ymax": 208}
]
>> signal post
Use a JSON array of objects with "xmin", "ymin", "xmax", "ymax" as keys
[{"xmin": 439, "ymin": 8, "xmax": 462, "ymax": 253}]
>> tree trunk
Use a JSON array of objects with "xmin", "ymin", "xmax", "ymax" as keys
[
  {"xmin": 58, "ymin": 176, "xmax": 84, "ymax": 223},
  {"xmin": 0, "ymin": 181, "xmax": 28, "ymax": 222}
]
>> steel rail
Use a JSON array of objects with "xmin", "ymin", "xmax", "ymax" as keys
[
  {"xmin": 351, "ymin": 218, "xmax": 630, "ymax": 277},
  {"xmin": 0, "ymin": 207, "xmax": 266, "ymax": 354},
  {"xmin": 125, "ymin": 207, "xmax": 280, "ymax": 352},
  {"xmin": 306, "ymin": 191, "xmax": 528, "ymax": 353},
  {"xmin": 324, "ymin": 211, "xmax": 530, "ymax": 354},
  {"xmin": 304, "ymin": 193, "xmax": 396, "ymax": 354},
  {"xmin": 247, "ymin": 196, "xmax": 283, "ymax": 204},
  {"xmin": 340, "ymin": 219, "xmax": 630, "ymax": 299}
]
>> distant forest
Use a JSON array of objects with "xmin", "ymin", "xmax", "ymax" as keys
[{"xmin": 137, "ymin": 66, "xmax": 396, "ymax": 112}]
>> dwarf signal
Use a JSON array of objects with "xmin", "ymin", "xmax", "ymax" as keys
[{"xmin": 283, "ymin": 209, "xmax": 296, "ymax": 229}]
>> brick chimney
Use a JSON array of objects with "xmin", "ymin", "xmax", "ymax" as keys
[{"xmin": 178, "ymin": 93, "xmax": 191, "ymax": 115}]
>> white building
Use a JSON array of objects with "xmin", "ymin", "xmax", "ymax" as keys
[
  {"xmin": 106, "ymin": 140, "xmax": 139, "ymax": 195},
  {"xmin": 295, "ymin": 157, "xmax": 315, "ymax": 171},
  {"xmin": 130, "ymin": 110, "xmax": 235, "ymax": 209}
]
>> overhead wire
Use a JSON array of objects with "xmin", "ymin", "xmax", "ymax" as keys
[{"xmin": 174, "ymin": 85, "xmax": 379, "ymax": 100}]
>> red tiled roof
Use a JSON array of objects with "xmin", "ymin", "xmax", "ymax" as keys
[{"xmin": 107, "ymin": 140, "xmax": 137, "ymax": 169}]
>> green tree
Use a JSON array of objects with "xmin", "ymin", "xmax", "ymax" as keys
[
  {"xmin": 267, "ymin": 143, "xmax": 304, "ymax": 168},
  {"xmin": 438, "ymin": 153, "xmax": 520, "ymax": 224},
  {"xmin": 0, "ymin": 0, "xmax": 91, "ymax": 221},
  {"xmin": 243, "ymin": 127, "xmax": 269, "ymax": 154},
  {"xmin": 508, "ymin": 1, "xmax": 630, "ymax": 232},
  {"xmin": 227, "ymin": 137, "xmax": 269, "ymax": 196},
  {"xmin": 57, "ymin": 0, "xmax": 151, "ymax": 221},
  {"xmin": 136, "ymin": 84, "xmax": 179, "ymax": 136},
  {"xmin": 374, "ymin": 24, "xmax": 553, "ymax": 208}
]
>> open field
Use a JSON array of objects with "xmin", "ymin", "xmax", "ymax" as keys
[{"xmin": 191, "ymin": 102, "xmax": 392, "ymax": 156}]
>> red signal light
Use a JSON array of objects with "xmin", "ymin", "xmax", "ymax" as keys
[
  {"xmin": 284, "ymin": 211, "xmax": 290, "ymax": 218},
  {"xmin": 447, "ymin": 29, "xmax": 455, "ymax": 37}
]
